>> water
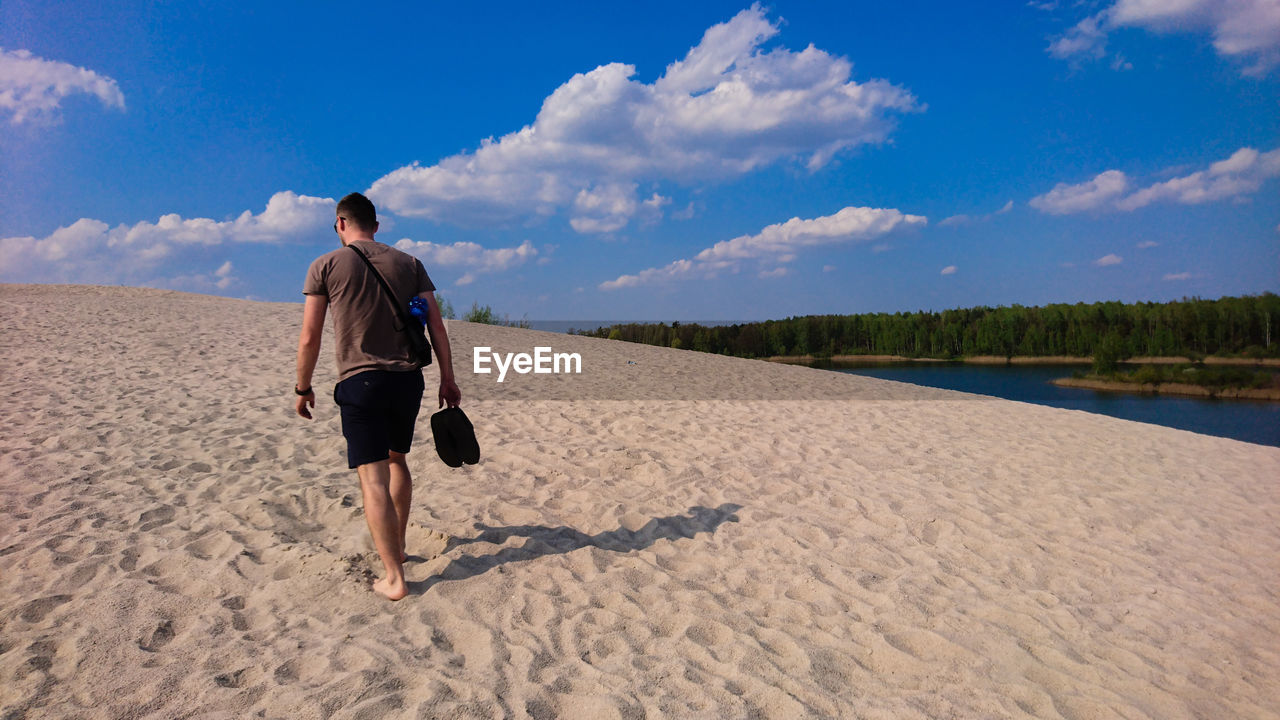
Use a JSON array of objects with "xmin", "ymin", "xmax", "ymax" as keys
[{"xmin": 833, "ymin": 363, "xmax": 1280, "ymax": 448}]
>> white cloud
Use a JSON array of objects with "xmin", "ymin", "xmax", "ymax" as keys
[
  {"xmin": 394, "ymin": 238, "xmax": 537, "ymax": 286},
  {"xmin": 1164, "ymin": 271, "xmax": 1192, "ymax": 280},
  {"xmin": 1095, "ymin": 253, "xmax": 1124, "ymax": 266},
  {"xmin": 1049, "ymin": 15, "xmax": 1110, "ymax": 60},
  {"xmin": 367, "ymin": 6, "xmax": 919, "ymax": 234},
  {"xmin": 0, "ymin": 48, "xmax": 125, "ymax": 124},
  {"xmin": 823, "ymin": 264, "xmax": 837, "ymax": 272},
  {"xmin": 238, "ymin": 192, "xmax": 337, "ymax": 239},
  {"xmin": 1051, "ymin": 0, "xmax": 1280, "ymax": 75},
  {"xmin": 940, "ymin": 265, "xmax": 958, "ymax": 275},
  {"xmin": 569, "ymin": 183, "xmax": 639, "ymax": 234},
  {"xmin": 1032, "ymin": 146, "xmax": 1280, "ymax": 215},
  {"xmin": 600, "ymin": 205, "xmax": 924, "ymax": 289},
  {"xmin": 0, "ymin": 191, "xmax": 334, "ymax": 284},
  {"xmin": 1137, "ymin": 240, "xmax": 1159, "ymax": 248},
  {"xmin": 639, "ymin": 192, "xmax": 672, "ymax": 226},
  {"xmin": 939, "ymin": 199, "xmax": 1014, "ymax": 227},
  {"xmin": 215, "ymin": 260, "xmax": 235, "ymax": 286},
  {"xmin": 758, "ymin": 267, "xmax": 789, "ymax": 279},
  {"xmin": 671, "ymin": 202, "xmax": 697, "ymax": 221},
  {"xmin": 109, "ymin": 190, "xmax": 335, "ymax": 251},
  {"xmin": 1116, "ymin": 147, "xmax": 1280, "ymax": 210},
  {"xmin": 1029, "ymin": 170, "xmax": 1130, "ymax": 214},
  {"xmin": 1111, "ymin": 53, "xmax": 1135, "ymax": 70},
  {"xmin": 153, "ymin": 261, "xmax": 238, "ymax": 293}
]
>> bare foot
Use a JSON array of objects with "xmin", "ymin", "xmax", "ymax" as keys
[{"xmin": 372, "ymin": 576, "xmax": 408, "ymax": 601}]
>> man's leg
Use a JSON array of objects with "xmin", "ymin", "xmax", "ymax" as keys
[
  {"xmin": 388, "ymin": 450, "xmax": 412, "ymax": 561},
  {"xmin": 356, "ymin": 459, "xmax": 408, "ymax": 601}
]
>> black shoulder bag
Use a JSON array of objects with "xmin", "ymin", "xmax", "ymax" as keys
[{"xmin": 348, "ymin": 244, "xmax": 433, "ymax": 368}]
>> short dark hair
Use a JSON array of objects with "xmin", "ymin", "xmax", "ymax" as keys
[{"xmin": 336, "ymin": 192, "xmax": 377, "ymax": 232}]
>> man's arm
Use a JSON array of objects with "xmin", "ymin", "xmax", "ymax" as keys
[
  {"xmin": 421, "ymin": 291, "xmax": 461, "ymax": 408},
  {"xmin": 295, "ymin": 294, "xmax": 328, "ymax": 419}
]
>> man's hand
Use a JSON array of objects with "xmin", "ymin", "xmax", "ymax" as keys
[
  {"xmin": 439, "ymin": 378, "xmax": 461, "ymax": 408},
  {"xmin": 295, "ymin": 295, "xmax": 326, "ymax": 421},
  {"xmin": 296, "ymin": 389, "xmax": 316, "ymax": 419}
]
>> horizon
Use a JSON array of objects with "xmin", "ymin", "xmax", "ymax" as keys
[
  {"xmin": 2, "ymin": 2, "xmax": 1278, "ymax": 319},
  {"xmin": 5, "ymin": 282, "xmax": 1269, "ymax": 330}
]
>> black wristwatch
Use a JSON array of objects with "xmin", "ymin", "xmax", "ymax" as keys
[{"xmin": 294, "ymin": 385, "xmax": 313, "ymax": 395}]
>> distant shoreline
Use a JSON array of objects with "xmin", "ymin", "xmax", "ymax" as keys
[
  {"xmin": 765, "ymin": 354, "xmax": 1280, "ymax": 367},
  {"xmin": 764, "ymin": 352, "xmax": 1280, "ymax": 402},
  {"xmin": 1050, "ymin": 377, "xmax": 1280, "ymax": 401}
]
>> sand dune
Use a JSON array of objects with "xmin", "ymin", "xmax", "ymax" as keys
[{"xmin": 2, "ymin": 284, "xmax": 1278, "ymax": 719}]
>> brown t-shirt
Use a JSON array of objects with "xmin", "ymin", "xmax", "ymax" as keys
[{"xmin": 303, "ymin": 240, "xmax": 436, "ymax": 382}]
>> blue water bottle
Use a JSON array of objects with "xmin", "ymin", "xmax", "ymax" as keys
[{"xmin": 408, "ymin": 297, "xmax": 430, "ymax": 325}]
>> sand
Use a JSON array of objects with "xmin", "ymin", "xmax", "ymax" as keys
[{"xmin": 2, "ymin": 284, "xmax": 1279, "ymax": 719}]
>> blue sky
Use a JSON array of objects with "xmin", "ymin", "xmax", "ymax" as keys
[{"xmin": 2, "ymin": 1, "xmax": 1277, "ymax": 320}]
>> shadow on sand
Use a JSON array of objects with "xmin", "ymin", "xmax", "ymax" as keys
[{"xmin": 411, "ymin": 503, "xmax": 742, "ymax": 593}]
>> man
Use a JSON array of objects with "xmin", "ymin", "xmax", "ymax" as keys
[{"xmin": 294, "ymin": 192, "xmax": 461, "ymax": 601}]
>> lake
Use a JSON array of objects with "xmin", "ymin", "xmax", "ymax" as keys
[{"xmin": 832, "ymin": 363, "xmax": 1280, "ymax": 448}]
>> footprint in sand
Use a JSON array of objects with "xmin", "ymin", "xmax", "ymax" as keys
[
  {"xmin": 430, "ymin": 626, "xmax": 454, "ymax": 653},
  {"xmin": 16, "ymin": 640, "xmax": 56, "ymax": 678},
  {"xmin": 219, "ymin": 595, "xmax": 251, "ymax": 631},
  {"xmin": 68, "ymin": 558, "xmax": 104, "ymax": 586},
  {"xmin": 138, "ymin": 620, "xmax": 175, "ymax": 652},
  {"xmin": 273, "ymin": 661, "xmax": 298, "ymax": 684},
  {"xmin": 684, "ymin": 620, "xmax": 732, "ymax": 647},
  {"xmin": 19, "ymin": 594, "xmax": 71, "ymax": 623},
  {"xmin": 405, "ymin": 527, "xmax": 452, "ymax": 561},
  {"xmin": 137, "ymin": 506, "xmax": 175, "ymax": 532},
  {"xmin": 922, "ymin": 518, "xmax": 952, "ymax": 546},
  {"xmin": 214, "ymin": 668, "xmax": 246, "ymax": 688},
  {"xmin": 808, "ymin": 646, "xmax": 855, "ymax": 694}
]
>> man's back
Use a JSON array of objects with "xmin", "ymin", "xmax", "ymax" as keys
[{"xmin": 303, "ymin": 240, "xmax": 435, "ymax": 382}]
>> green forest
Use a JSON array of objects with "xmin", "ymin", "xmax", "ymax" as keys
[{"xmin": 575, "ymin": 294, "xmax": 1280, "ymax": 361}]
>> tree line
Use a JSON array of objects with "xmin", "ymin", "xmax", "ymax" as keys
[{"xmin": 575, "ymin": 294, "xmax": 1279, "ymax": 360}]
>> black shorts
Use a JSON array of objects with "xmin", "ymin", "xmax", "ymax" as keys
[{"xmin": 333, "ymin": 370, "xmax": 425, "ymax": 469}]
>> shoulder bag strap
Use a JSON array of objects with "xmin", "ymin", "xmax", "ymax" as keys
[{"xmin": 348, "ymin": 243, "xmax": 418, "ymax": 331}]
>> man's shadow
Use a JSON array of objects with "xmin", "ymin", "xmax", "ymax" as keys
[{"xmin": 411, "ymin": 503, "xmax": 742, "ymax": 593}]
